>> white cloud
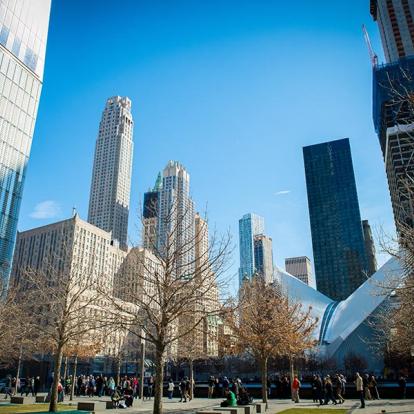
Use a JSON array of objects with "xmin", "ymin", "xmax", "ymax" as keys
[
  {"xmin": 30, "ymin": 200, "xmax": 61, "ymax": 219},
  {"xmin": 274, "ymin": 190, "xmax": 291, "ymax": 196}
]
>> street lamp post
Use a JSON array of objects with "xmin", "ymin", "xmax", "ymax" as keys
[{"xmin": 139, "ymin": 330, "xmax": 146, "ymax": 400}]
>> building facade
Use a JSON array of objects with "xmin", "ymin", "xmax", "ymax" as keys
[
  {"xmin": 285, "ymin": 256, "xmax": 313, "ymax": 286},
  {"xmin": 0, "ymin": 0, "xmax": 51, "ymax": 288},
  {"xmin": 253, "ymin": 234, "xmax": 274, "ymax": 284},
  {"xmin": 238, "ymin": 213, "xmax": 265, "ymax": 285},
  {"xmin": 362, "ymin": 220, "xmax": 378, "ymax": 276},
  {"xmin": 303, "ymin": 138, "xmax": 368, "ymax": 301},
  {"xmin": 157, "ymin": 161, "xmax": 195, "ymax": 278},
  {"xmin": 370, "ymin": 0, "xmax": 414, "ymax": 63},
  {"xmin": 88, "ymin": 96, "xmax": 134, "ymax": 249},
  {"xmin": 142, "ymin": 174, "xmax": 161, "ymax": 251}
]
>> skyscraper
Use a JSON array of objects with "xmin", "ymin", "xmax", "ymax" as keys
[
  {"xmin": 370, "ymin": 0, "xmax": 414, "ymax": 63},
  {"xmin": 157, "ymin": 161, "xmax": 195, "ymax": 277},
  {"xmin": 371, "ymin": 2, "xmax": 414, "ymax": 234},
  {"xmin": 238, "ymin": 213, "xmax": 265, "ymax": 285},
  {"xmin": 0, "ymin": 0, "xmax": 51, "ymax": 288},
  {"xmin": 88, "ymin": 96, "xmax": 134, "ymax": 249},
  {"xmin": 285, "ymin": 256, "xmax": 313, "ymax": 286},
  {"xmin": 253, "ymin": 234, "xmax": 274, "ymax": 284},
  {"xmin": 303, "ymin": 138, "xmax": 368, "ymax": 301},
  {"xmin": 362, "ymin": 220, "xmax": 378, "ymax": 276}
]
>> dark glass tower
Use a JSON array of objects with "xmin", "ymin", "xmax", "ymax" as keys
[{"xmin": 303, "ymin": 138, "xmax": 368, "ymax": 301}]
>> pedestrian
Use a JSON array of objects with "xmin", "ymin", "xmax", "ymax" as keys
[
  {"xmin": 323, "ymin": 376, "xmax": 337, "ymax": 405},
  {"xmin": 312, "ymin": 375, "xmax": 323, "ymax": 405},
  {"xmin": 355, "ymin": 372, "xmax": 365, "ymax": 409},
  {"xmin": 107, "ymin": 377, "xmax": 115, "ymax": 396},
  {"xmin": 398, "ymin": 375, "xmax": 406, "ymax": 399},
  {"xmin": 291, "ymin": 375, "xmax": 301, "ymax": 403},
  {"xmin": 185, "ymin": 377, "xmax": 191, "ymax": 401},
  {"xmin": 363, "ymin": 374, "xmax": 371, "ymax": 401},
  {"xmin": 179, "ymin": 378, "xmax": 187, "ymax": 402},
  {"xmin": 167, "ymin": 378, "xmax": 174, "ymax": 400},
  {"xmin": 368, "ymin": 374, "xmax": 379, "ymax": 400},
  {"xmin": 208, "ymin": 376, "xmax": 215, "ymax": 398},
  {"xmin": 3, "ymin": 376, "xmax": 12, "ymax": 399},
  {"xmin": 333, "ymin": 374, "xmax": 344, "ymax": 404},
  {"xmin": 34, "ymin": 376, "xmax": 41, "ymax": 396}
]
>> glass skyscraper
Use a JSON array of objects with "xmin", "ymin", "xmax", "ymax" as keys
[
  {"xmin": 303, "ymin": 138, "xmax": 368, "ymax": 301},
  {"xmin": 238, "ymin": 213, "xmax": 264, "ymax": 286},
  {"xmin": 0, "ymin": 0, "xmax": 51, "ymax": 288}
]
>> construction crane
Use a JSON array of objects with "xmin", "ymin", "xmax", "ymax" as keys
[{"xmin": 362, "ymin": 24, "xmax": 378, "ymax": 67}]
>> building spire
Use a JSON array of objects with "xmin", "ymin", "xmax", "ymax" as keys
[{"xmin": 153, "ymin": 172, "xmax": 162, "ymax": 191}]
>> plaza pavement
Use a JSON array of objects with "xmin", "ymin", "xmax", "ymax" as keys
[{"xmin": 3, "ymin": 395, "xmax": 414, "ymax": 414}]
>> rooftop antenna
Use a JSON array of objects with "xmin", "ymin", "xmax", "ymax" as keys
[
  {"xmin": 72, "ymin": 206, "xmax": 77, "ymax": 217},
  {"xmin": 362, "ymin": 24, "xmax": 378, "ymax": 67}
]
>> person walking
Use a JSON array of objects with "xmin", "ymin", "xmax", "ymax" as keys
[
  {"xmin": 107, "ymin": 377, "xmax": 116, "ymax": 396},
  {"xmin": 167, "ymin": 378, "xmax": 174, "ymax": 400},
  {"xmin": 291, "ymin": 375, "xmax": 301, "ymax": 403},
  {"xmin": 147, "ymin": 375, "xmax": 154, "ymax": 400},
  {"xmin": 208, "ymin": 376, "xmax": 215, "ymax": 398},
  {"xmin": 313, "ymin": 375, "xmax": 323, "ymax": 405},
  {"xmin": 368, "ymin": 374, "xmax": 379, "ymax": 400},
  {"xmin": 355, "ymin": 372, "xmax": 365, "ymax": 409},
  {"xmin": 398, "ymin": 375, "xmax": 406, "ymax": 399},
  {"xmin": 34, "ymin": 376, "xmax": 41, "ymax": 396},
  {"xmin": 323, "ymin": 376, "xmax": 337, "ymax": 405},
  {"xmin": 179, "ymin": 378, "xmax": 187, "ymax": 402}
]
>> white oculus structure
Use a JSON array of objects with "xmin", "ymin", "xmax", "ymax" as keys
[{"xmin": 276, "ymin": 257, "xmax": 403, "ymax": 366}]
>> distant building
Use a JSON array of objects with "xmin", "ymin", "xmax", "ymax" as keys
[
  {"xmin": 285, "ymin": 256, "xmax": 313, "ymax": 286},
  {"xmin": 362, "ymin": 220, "xmax": 378, "ymax": 276},
  {"xmin": 303, "ymin": 138, "xmax": 368, "ymax": 301},
  {"xmin": 254, "ymin": 234, "xmax": 274, "ymax": 284},
  {"xmin": 0, "ymin": 0, "xmax": 51, "ymax": 288},
  {"xmin": 238, "ymin": 213, "xmax": 265, "ymax": 285},
  {"xmin": 370, "ymin": 0, "xmax": 414, "ymax": 63},
  {"xmin": 88, "ymin": 96, "xmax": 134, "ymax": 249},
  {"xmin": 157, "ymin": 161, "xmax": 195, "ymax": 278}
]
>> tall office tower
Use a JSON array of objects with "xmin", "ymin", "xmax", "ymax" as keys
[
  {"xmin": 253, "ymin": 234, "xmax": 274, "ymax": 284},
  {"xmin": 238, "ymin": 213, "xmax": 265, "ymax": 285},
  {"xmin": 370, "ymin": 0, "xmax": 414, "ymax": 63},
  {"xmin": 157, "ymin": 161, "xmax": 195, "ymax": 277},
  {"xmin": 362, "ymin": 220, "xmax": 378, "ymax": 276},
  {"xmin": 142, "ymin": 173, "xmax": 161, "ymax": 250},
  {"xmin": 285, "ymin": 256, "xmax": 314, "ymax": 286},
  {"xmin": 303, "ymin": 138, "xmax": 368, "ymax": 301},
  {"xmin": 0, "ymin": 0, "xmax": 51, "ymax": 289},
  {"xmin": 88, "ymin": 96, "xmax": 133, "ymax": 249},
  {"xmin": 371, "ymin": 2, "xmax": 414, "ymax": 235}
]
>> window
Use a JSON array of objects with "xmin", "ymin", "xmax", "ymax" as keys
[{"xmin": 0, "ymin": 26, "xmax": 9, "ymax": 46}]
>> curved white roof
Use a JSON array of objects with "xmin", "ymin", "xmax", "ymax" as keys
[{"xmin": 276, "ymin": 257, "xmax": 403, "ymax": 355}]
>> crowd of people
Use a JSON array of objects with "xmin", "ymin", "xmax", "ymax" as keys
[{"xmin": 2, "ymin": 370, "xmax": 410, "ymax": 409}]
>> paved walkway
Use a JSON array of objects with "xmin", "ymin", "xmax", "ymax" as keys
[{"xmin": 2, "ymin": 395, "xmax": 414, "ymax": 413}]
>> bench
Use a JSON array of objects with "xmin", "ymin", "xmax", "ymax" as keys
[
  {"xmin": 77, "ymin": 401, "xmax": 107, "ymax": 411},
  {"xmin": 238, "ymin": 405, "xmax": 256, "ymax": 414},
  {"xmin": 10, "ymin": 396, "xmax": 25, "ymax": 404},
  {"xmin": 214, "ymin": 407, "xmax": 244, "ymax": 414},
  {"xmin": 35, "ymin": 395, "xmax": 46, "ymax": 403},
  {"xmin": 255, "ymin": 402, "xmax": 267, "ymax": 413}
]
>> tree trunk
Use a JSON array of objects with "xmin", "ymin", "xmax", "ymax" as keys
[
  {"xmin": 62, "ymin": 356, "xmax": 68, "ymax": 381},
  {"xmin": 189, "ymin": 359, "xmax": 194, "ymax": 400},
  {"xmin": 116, "ymin": 356, "xmax": 121, "ymax": 387},
  {"xmin": 153, "ymin": 346, "xmax": 165, "ymax": 414},
  {"xmin": 289, "ymin": 356, "xmax": 295, "ymax": 401},
  {"xmin": 49, "ymin": 344, "xmax": 64, "ymax": 412},
  {"xmin": 70, "ymin": 355, "xmax": 77, "ymax": 401},
  {"xmin": 260, "ymin": 357, "xmax": 268, "ymax": 405},
  {"xmin": 15, "ymin": 346, "xmax": 23, "ymax": 395}
]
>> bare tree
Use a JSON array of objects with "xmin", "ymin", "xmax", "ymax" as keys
[
  {"xmin": 102, "ymin": 200, "xmax": 232, "ymax": 414},
  {"xmin": 223, "ymin": 276, "xmax": 317, "ymax": 404},
  {"xmin": 11, "ymin": 242, "xmax": 108, "ymax": 413}
]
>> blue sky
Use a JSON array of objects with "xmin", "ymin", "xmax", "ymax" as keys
[{"xmin": 20, "ymin": 0, "xmax": 393, "ymax": 291}]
